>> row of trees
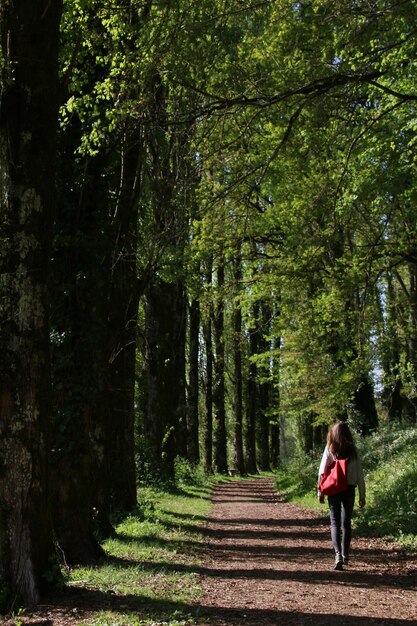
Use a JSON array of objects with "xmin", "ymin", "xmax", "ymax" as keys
[{"xmin": 1, "ymin": 0, "xmax": 417, "ymax": 609}]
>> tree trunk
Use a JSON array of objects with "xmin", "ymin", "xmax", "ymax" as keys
[
  {"xmin": 257, "ymin": 380, "xmax": 271, "ymax": 471},
  {"xmin": 213, "ymin": 264, "xmax": 228, "ymax": 474},
  {"xmin": 232, "ymin": 258, "xmax": 245, "ymax": 475},
  {"xmin": 106, "ymin": 136, "xmax": 142, "ymax": 511},
  {"xmin": 245, "ymin": 303, "xmax": 259, "ymax": 474},
  {"xmin": 382, "ymin": 272, "xmax": 404, "ymax": 422},
  {"xmin": 257, "ymin": 302, "xmax": 271, "ymax": 472},
  {"xmin": 0, "ymin": 0, "xmax": 62, "ymax": 606},
  {"xmin": 270, "ymin": 335, "xmax": 281, "ymax": 468},
  {"xmin": 51, "ymin": 153, "xmax": 108, "ymax": 562},
  {"xmin": 299, "ymin": 413, "xmax": 315, "ymax": 454},
  {"xmin": 107, "ymin": 272, "xmax": 139, "ymax": 511},
  {"xmin": 143, "ymin": 279, "xmax": 187, "ymax": 478},
  {"xmin": 352, "ymin": 377, "xmax": 379, "ymax": 435},
  {"xmin": 187, "ymin": 297, "xmax": 201, "ymax": 464},
  {"xmin": 141, "ymin": 69, "xmax": 189, "ymax": 478},
  {"xmin": 203, "ymin": 262, "xmax": 214, "ymax": 473},
  {"xmin": 406, "ymin": 263, "xmax": 417, "ymax": 422},
  {"xmin": 270, "ymin": 416, "xmax": 280, "ymax": 468}
]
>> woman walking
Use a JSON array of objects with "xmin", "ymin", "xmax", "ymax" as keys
[{"xmin": 318, "ymin": 421, "xmax": 366, "ymax": 570}]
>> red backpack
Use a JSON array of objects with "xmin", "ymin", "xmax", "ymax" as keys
[{"xmin": 319, "ymin": 458, "xmax": 349, "ymax": 496}]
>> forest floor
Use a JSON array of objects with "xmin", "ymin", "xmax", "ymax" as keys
[
  {"xmin": 5, "ymin": 477, "xmax": 417, "ymax": 626},
  {"xmin": 197, "ymin": 477, "xmax": 417, "ymax": 626}
]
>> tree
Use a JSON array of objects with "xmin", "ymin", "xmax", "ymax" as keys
[
  {"xmin": 245, "ymin": 300, "xmax": 259, "ymax": 474},
  {"xmin": 187, "ymin": 295, "xmax": 201, "ymax": 464},
  {"xmin": 202, "ymin": 259, "xmax": 214, "ymax": 474},
  {"xmin": 213, "ymin": 261, "xmax": 228, "ymax": 473},
  {"xmin": 232, "ymin": 254, "xmax": 245, "ymax": 474},
  {"xmin": 0, "ymin": 0, "xmax": 62, "ymax": 605},
  {"xmin": 51, "ymin": 149, "xmax": 109, "ymax": 561}
]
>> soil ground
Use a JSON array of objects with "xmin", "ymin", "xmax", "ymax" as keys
[
  {"xmin": 5, "ymin": 477, "xmax": 417, "ymax": 626},
  {"xmin": 198, "ymin": 478, "xmax": 417, "ymax": 626}
]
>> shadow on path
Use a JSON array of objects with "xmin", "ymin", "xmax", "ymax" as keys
[
  {"xmin": 198, "ymin": 478, "xmax": 417, "ymax": 625},
  {"xmin": 36, "ymin": 584, "xmax": 417, "ymax": 626}
]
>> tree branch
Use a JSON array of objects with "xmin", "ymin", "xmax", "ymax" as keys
[
  {"xmin": 185, "ymin": 69, "xmax": 384, "ymax": 119},
  {"xmin": 368, "ymin": 80, "xmax": 417, "ymax": 101}
]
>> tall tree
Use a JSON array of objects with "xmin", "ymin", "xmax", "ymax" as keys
[
  {"xmin": 187, "ymin": 295, "xmax": 201, "ymax": 464},
  {"xmin": 106, "ymin": 132, "xmax": 142, "ymax": 511},
  {"xmin": 245, "ymin": 301, "xmax": 259, "ymax": 474},
  {"xmin": 257, "ymin": 300, "xmax": 272, "ymax": 471},
  {"xmin": 232, "ymin": 255, "xmax": 245, "ymax": 474},
  {"xmin": 52, "ymin": 150, "xmax": 109, "ymax": 561},
  {"xmin": 213, "ymin": 262, "xmax": 228, "ymax": 473},
  {"xmin": 0, "ymin": 0, "xmax": 62, "ymax": 605},
  {"xmin": 141, "ymin": 70, "xmax": 188, "ymax": 478},
  {"xmin": 203, "ymin": 259, "xmax": 214, "ymax": 474}
]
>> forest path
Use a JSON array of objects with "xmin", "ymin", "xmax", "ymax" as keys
[{"xmin": 197, "ymin": 477, "xmax": 417, "ymax": 626}]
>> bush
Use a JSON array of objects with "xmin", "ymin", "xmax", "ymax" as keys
[
  {"xmin": 275, "ymin": 449, "xmax": 321, "ymax": 505},
  {"xmin": 174, "ymin": 457, "xmax": 208, "ymax": 488},
  {"xmin": 355, "ymin": 426, "xmax": 417, "ymax": 544},
  {"xmin": 276, "ymin": 424, "xmax": 417, "ymax": 546}
]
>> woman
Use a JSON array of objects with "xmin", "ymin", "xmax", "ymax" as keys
[{"xmin": 318, "ymin": 421, "xmax": 366, "ymax": 570}]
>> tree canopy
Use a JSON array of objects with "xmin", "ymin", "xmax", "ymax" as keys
[{"xmin": 1, "ymin": 0, "xmax": 417, "ymax": 607}]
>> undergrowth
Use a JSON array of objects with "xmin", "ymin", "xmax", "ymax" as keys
[
  {"xmin": 72, "ymin": 460, "xmax": 215, "ymax": 626},
  {"xmin": 275, "ymin": 424, "xmax": 417, "ymax": 549}
]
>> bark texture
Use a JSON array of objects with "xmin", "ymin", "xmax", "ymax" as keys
[
  {"xmin": 187, "ymin": 297, "xmax": 201, "ymax": 464},
  {"xmin": 245, "ymin": 303, "xmax": 259, "ymax": 474},
  {"xmin": 106, "ymin": 137, "xmax": 142, "ymax": 511},
  {"xmin": 52, "ymin": 153, "xmax": 108, "ymax": 563},
  {"xmin": 232, "ymin": 257, "xmax": 245, "ymax": 475},
  {"xmin": 203, "ymin": 274, "xmax": 214, "ymax": 474},
  {"xmin": 213, "ymin": 264, "xmax": 228, "ymax": 474},
  {"xmin": 0, "ymin": 0, "xmax": 62, "ymax": 606},
  {"xmin": 143, "ymin": 279, "xmax": 187, "ymax": 477}
]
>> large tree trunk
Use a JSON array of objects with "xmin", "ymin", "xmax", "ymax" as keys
[
  {"xmin": 51, "ymin": 153, "xmax": 108, "ymax": 562},
  {"xmin": 213, "ymin": 264, "xmax": 228, "ymax": 474},
  {"xmin": 141, "ymin": 70, "xmax": 189, "ymax": 478},
  {"xmin": 143, "ymin": 280, "xmax": 187, "ymax": 478},
  {"xmin": 106, "ymin": 277, "xmax": 139, "ymax": 511},
  {"xmin": 106, "ymin": 136, "xmax": 142, "ymax": 511},
  {"xmin": 187, "ymin": 297, "xmax": 201, "ymax": 464},
  {"xmin": 0, "ymin": 0, "xmax": 62, "ymax": 606}
]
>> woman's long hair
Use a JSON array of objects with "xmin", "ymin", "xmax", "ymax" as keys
[{"xmin": 327, "ymin": 421, "xmax": 358, "ymax": 459}]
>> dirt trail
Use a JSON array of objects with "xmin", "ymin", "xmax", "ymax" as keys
[{"xmin": 197, "ymin": 477, "xmax": 417, "ymax": 626}]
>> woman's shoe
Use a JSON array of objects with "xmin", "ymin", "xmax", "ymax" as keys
[{"xmin": 334, "ymin": 555, "xmax": 343, "ymax": 570}]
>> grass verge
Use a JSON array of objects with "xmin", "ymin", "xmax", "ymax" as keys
[
  {"xmin": 275, "ymin": 425, "xmax": 417, "ymax": 549},
  {"xmin": 70, "ymin": 477, "xmax": 215, "ymax": 626}
]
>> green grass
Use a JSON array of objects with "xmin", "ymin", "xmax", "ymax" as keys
[
  {"xmin": 275, "ymin": 452, "xmax": 324, "ymax": 512},
  {"xmin": 78, "ymin": 611, "xmax": 196, "ymax": 626},
  {"xmin": 70, "ymin": 476, "xmax": 215, "ymax": 626},
  {"xmin": 71, "ymin": 468, "xmax": 274, "ymax": 626},
  {"xmin": 275, "ymin": 425, "xmax": 417, "ymax": 549},
  {"xmin": 355, "ymin": 426, "xmax": 417, "ymax": 545}
]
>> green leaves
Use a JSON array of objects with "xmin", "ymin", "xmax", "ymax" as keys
[{"xmin": 58, "ymin": 0, "xmax": 417, "ymax": 438}]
